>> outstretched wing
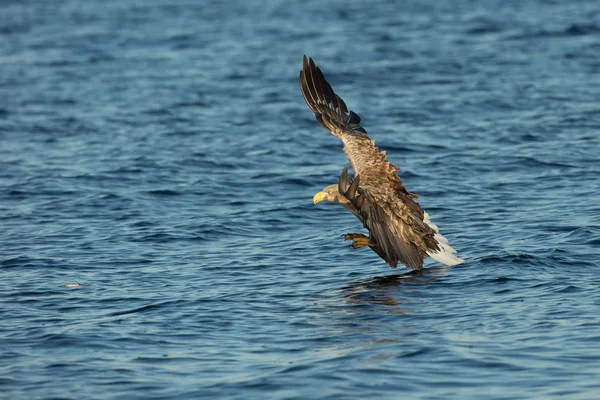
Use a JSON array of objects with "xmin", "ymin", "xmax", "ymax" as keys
[{"xmin": 299, "ymin": 56, "xmax": 406, "ymax": 188}]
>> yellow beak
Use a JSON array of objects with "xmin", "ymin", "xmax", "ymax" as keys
[{"xmin": 313, "ymin": 192, "xmax": 327, "ymax": 204}]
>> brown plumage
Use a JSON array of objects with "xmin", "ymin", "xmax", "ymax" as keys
[{"xmin": 301, "ymin": 55, "xmax": 463, "ymax": 269}]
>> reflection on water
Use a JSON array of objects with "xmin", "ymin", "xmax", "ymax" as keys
[
  {"xmin": 310, "ymin": 265, "xmax": 454, "ymax": 366},
  {"xmin": 342, "ymin": 265, "xmax": 451, "ymax": 309}
]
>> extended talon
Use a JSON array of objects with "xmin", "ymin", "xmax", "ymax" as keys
[{"xmin": 342, "ymin": 233, "xmax": 371, "ymax": 248}]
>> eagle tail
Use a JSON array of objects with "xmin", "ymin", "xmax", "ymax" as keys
[{"xmin": 423, "ymin": 212, "xmax": 464, "ymax": 266}]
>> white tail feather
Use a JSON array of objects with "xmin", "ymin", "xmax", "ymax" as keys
[{"xmin": 423, "ymin": 212, "xmax": 464, "ymax": 266}]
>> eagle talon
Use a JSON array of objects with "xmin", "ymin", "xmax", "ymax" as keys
[{"xmin": 342, "ymin": 233, "xmax": 370, "ymax": 248}]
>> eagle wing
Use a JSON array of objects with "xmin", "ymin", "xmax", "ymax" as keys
[
  {"xmin": 299, "ymin": 55, "xmax": 405, "ymax": 185},
  {"xmin": 338, "ymin": 167, "xmax": 433, "ymax": 269},
  {"xmin": 299, "ymin": 55, "xmax": 366, "ymax": 138}
]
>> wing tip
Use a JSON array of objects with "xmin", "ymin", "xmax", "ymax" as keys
[{"xmin": 299, "ymin": 55, "xmax": 366, "ymax": 137}]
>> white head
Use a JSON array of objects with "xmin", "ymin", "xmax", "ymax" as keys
[
  {"xmin": 313, "ymin": 184, "xmax": 346, "ymax": 204},
  {"xmin": 313, "ymin": 184, "xmax": 359, "ymax": 217}
]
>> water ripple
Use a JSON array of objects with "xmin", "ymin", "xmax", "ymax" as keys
[{"xmin": 2, "ymin": 0, "xmax": 600, "ymax": 399}]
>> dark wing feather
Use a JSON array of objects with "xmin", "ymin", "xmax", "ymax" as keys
[
  {"xmin": 299, "ymin": 55, "xmax": 366, "ymax": 136},
  {"xmin": 352, "ymin": 188, "xmax": 426, "ymax": 269},
  {"xmin": 334, "ymin": 166, "xmax": 430, "ymax": 269}
]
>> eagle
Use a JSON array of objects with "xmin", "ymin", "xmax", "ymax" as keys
[{"xmin": 300, "ymin": 55, "xmax": 463, "ymax": 269}]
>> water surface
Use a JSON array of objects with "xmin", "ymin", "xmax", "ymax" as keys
[{"xmin": 2, "ymin": 0, "xmax": 600, "ymax": 398}]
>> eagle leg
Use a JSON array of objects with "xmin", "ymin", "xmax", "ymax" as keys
[{"xmin": 341, "ymin": 233, "xmax": 370, "ymax": 248}]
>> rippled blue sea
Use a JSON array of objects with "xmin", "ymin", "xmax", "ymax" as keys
[{"xmin": 2, "ymin": 0, "xmax": 600, "ymax": 398}]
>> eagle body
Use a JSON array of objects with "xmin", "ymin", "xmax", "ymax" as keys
[{"xmin": 301, "ymin": 55, "xmax": 463, "ymax": 269}]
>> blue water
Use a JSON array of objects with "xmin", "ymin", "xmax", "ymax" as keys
[{"xmin": 2, "ymin": 0, "xmax": 600, "ymax": 398}]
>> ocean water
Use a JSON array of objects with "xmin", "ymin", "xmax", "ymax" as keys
[{"xmin": 2, "ymin": 0, "xmax": 600, "ymax": 398}]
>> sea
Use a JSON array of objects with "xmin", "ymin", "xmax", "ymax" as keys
[{"xmin": 1, "ymin": 0, "xmax": 600, "ymax": 398}]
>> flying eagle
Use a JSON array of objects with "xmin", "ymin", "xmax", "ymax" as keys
[{"xmin": 300, "ymin": 55, "xmax": 463, "ymax": 269}]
